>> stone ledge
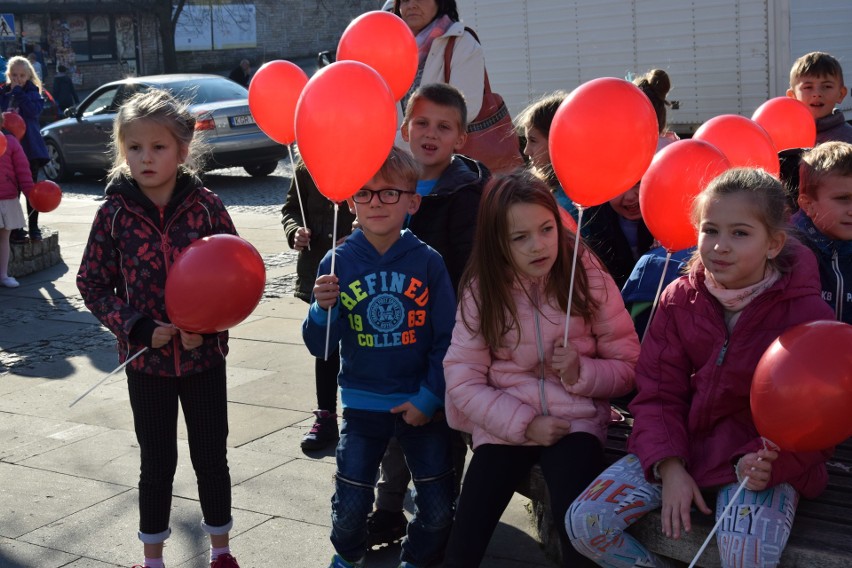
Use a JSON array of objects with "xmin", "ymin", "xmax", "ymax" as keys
[{"xmin": 9, "ymin": 227, "xmax": 62, "ymax": 278}]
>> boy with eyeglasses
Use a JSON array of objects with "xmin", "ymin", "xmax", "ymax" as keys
[{"xmin": 303, "ymin": 147, "xmax": 456, "ymax": 568}]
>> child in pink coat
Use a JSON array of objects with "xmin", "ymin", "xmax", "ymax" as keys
[
  {"xmin": 0, "ymin": 113, "xmax": 34, "ymax": 287},
  {"xmin": 442, "ymin": 170, "xmax": 640, "ymax": 567}
]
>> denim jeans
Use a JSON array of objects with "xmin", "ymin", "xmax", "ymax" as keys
[{"xmin": 332, "ymin": 408, "xmax": 455, "ymax": 565}]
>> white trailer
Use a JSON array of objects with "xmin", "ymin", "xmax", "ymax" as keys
[{"xmin": 456, "ymin": 0, "xmax": 852, "ymax": 135}]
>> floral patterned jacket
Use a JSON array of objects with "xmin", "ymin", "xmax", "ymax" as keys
[{"xmin": 77, "ymin": 173, "xmax": 237, "ymax": 376}]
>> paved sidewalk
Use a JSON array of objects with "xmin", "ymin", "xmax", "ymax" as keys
[{"xmin": 0, "ymin": 195, "xmax": 556, "ymax": 567}]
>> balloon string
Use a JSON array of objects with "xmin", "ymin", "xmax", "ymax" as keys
[
  {"xmin": 69, "ymin": 347, "xmax": 148, "ymax": 407},
  {"xmin": 324, "ymin": 202, "xmax": 339, "ymax": 361},
  {"xmin": 562, "ymin": 206, "xmax": 584, "ymax": 347},
  {"xmin": 688, "ymin": 438, "xmax": 772, "ymax": 568},
  {"xmin": 641, "ymin": 251, "xmax": 672, "ymax": 344},
  {"xmin": 288, "ymin": 143, "xmax": 310, "ymax": 251}
]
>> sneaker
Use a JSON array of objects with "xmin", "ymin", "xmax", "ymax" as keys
[
  {"xmin": 301, "ymin": 409, "xmax": 339, "ymax": 451},
  {"xmin": 328, "ymin": 554, "xmax": 365, "ymax": 568},
  {"xmin": 10, "ymin": 229, "xmax": 27, "ymax": 244},
  {"xmin": 1, "ymin": 276, "xmax": 19, "ymax": 288},
  {"xmin": 29, "ymin": 228, "xmax": 42, "ymax": 242},
  {"xmin": 210, "ymin": 553, "xmax": 240, "ymax": 567},
  {"xmin": 367, "ymin": 508, "xmax": 407, "ymax": 548}
]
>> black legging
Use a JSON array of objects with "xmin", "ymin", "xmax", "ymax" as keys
[
  {"xmin": 315, "ymin": 348, "xmax": 340, "ymax": 412},
  {"xmin": 127, "ymin": 364, "xmax": 232, "ymax": 536},
  {"xmin": 444, "ymin": 432, "xmax": 603, "ymax": 568}
]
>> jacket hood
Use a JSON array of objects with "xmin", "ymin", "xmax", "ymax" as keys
[
  {"xmin": 344, "ymin": 228, "xmax": 427, "ymax": 265},
  {"xmin": 793, "ymin": 210, "xmax": 852, "ymax": 257},
  {"xmin": 431, "ymin": 154, "xmax": 489, "ymax": 197},
  {"xmin": 105, "ymin": 172, "xmax": 201, "ymax": 217}
]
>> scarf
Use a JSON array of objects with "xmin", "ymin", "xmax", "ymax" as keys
[
  {"xmin": 401, "ymin": 15, "xmax": 455, "ymax": 108},
  {"xmin": 704, "ymin": 264, "xmax": 781, "ymax": 313}
]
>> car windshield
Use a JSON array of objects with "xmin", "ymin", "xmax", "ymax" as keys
[{"xmin": 156, "ymin": 78, "xmax": 248, "ymax": 104}]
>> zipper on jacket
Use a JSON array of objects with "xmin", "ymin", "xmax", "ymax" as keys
[
  {"xmin": 715, "ymin": 337, "xmax": 729, "ymax": 366},
  {"xmin": 531, "ymin": 284, "xmax": 549, "ymax": 416},
  {"xmin": 832, "ymin": 249, "xmax": 843, "ymax": 322}
]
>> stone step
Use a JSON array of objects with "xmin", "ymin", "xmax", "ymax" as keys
[{"xmin": 9, "ymin": 227, "xmax": 61, "ymax": 278}]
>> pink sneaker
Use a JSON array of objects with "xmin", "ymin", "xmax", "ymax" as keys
[{"xmin": 211, "ymin": 553, "xmax": 240, "ymax": 567}]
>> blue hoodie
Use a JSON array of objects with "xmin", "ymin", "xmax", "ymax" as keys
[{"xmin": 302, "ymin": 229, "xmax": 455, "ymax": 418}]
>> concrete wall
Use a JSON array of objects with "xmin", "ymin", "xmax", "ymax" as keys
[{"xmin": 174, "ymin": 0, "xmax": 379, "ymax": 75}]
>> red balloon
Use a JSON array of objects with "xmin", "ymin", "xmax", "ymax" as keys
[
  {"xmin": 640, "ymin": 140, "xmax": 730, "ymax": 251},
  {"xmin": 29, "ymin": 180, "xmax": 62, "ymax": 213},
  {"xmin": 295, "ymin": 61, "xmax": 397, "ymax": 202},
  {"xmin": 337, "ymin": 11, "xmax": 418, "ymax": 101},
  {"xmin": 165, "ymin": 234, "xmax": 266, "ymax": 334},
  {"xmin": 550, "ymin": 78, "xmax": 659, "ymax": 207},
  {"xmin": 2, "ymin": 112, "xmax": 25, "ymax": 140},
  {"xmin": 0, "ymin": 133, "xmax": 6, "ymax": 157},
  {"xmin": 693, "ymin": 115, "xmax": 780, "ymax": 176},
  {"xmin": 751, "ymin": 97, "xmax": 816, "ymax": 151},
  {"xmin": 751, "ymin": 320, "xmax": 852, "ymax": 452},
  {"xmin": 248, "ymin": 60, "xmax": 309, "ymax": 145}
]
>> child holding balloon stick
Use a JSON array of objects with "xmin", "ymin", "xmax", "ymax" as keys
[
  {"xmin": 0, "ymin": 113, "xmax": 34, "ymax": 288},
  {"xmin": 76, "ymin": 89, "xmax": 242, "ymax": 568},
  {"xmin": 568, "ymin": 168, "xmax": 834, "ymax": 568},
  {"xmin": 302, "ymin": 147, "xmax": 456, "ymax": 568},
  {"xmin": 442, "ymin": 171, "xmax": 639, "ymax": 568}
]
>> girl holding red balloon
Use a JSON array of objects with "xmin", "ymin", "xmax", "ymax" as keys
[
  {"xmin": 1, "ymin": 55, "xmax": 49, "ymax": 244},
  {"xmin": 77, "ymin": 89, "xmax": 241, "ymax": 568},
  {"xmin": 0, "ymin": 112, "xmax": 34, "ymax": 288},
  {"xmin": 568, "ymin": 169, "xmax": 835, "ymax": 568}
]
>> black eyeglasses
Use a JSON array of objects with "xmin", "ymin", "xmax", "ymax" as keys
[{"xmin": 351, "ymin": 188, "xmax": 415, "ymax": 204}]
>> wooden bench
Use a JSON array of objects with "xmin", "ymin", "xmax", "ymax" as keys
[{"xmin": 516, "ymin": 409, "xmax": 852, "ymax": 567}]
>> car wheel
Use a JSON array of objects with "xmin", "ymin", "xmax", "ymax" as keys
[
  {"xmin": 244, "ymin": 161, "xmax": 278, "ymax": 177},
  {"xmin": 44, "ymin": 140, "xmax": 69, "ymax": 182}
]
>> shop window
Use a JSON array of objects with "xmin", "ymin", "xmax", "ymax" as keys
[{"xmin": 68, "ymin": 14, "xmax": 116, "ymax": 62}]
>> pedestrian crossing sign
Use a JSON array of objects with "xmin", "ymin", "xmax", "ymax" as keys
[{"xmin": 0, "ymin": 14, "xmax": 14, "ymax": 39}]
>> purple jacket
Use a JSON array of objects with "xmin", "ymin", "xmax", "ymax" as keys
[
  {"xmin": 77, "ymin": 174, "xmax": 237, "ymax": 376},
  {"xmin": 628, "ymin": 240, "xmax": 835, "ymax": 498},
  {"xmin": 0, "ymin": 134, "xmax": 33, "ymax": 199}
]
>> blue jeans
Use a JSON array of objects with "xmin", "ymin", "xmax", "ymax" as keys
[{"xmin": 332, "ymin": 408, "xmax": 455, "ymax": 565}]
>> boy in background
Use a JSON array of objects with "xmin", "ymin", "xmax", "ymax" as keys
[
  {"xmin": 368, "ymin": 83, "xmax": 490, "ymax": 547},
  {"xmin": 793, "ymin": 141, "xmax": 852, "ymax": 324},
  {"xmin": 787, "ymin": 51, "xmax": 852, "ymax": 144},
  {"xmin": 303, "ymin": 148, "xmax": 456, "ymax": 568}
]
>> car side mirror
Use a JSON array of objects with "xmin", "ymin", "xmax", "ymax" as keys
[{"xmin": 63, "ymin": 107, "xmax": 76, "ymax": 119}]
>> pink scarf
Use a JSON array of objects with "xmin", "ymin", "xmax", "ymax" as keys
[
  {"xmin": 704, "ymin": 264, "xmax": 781, "ymax": 312},
  {"xmin": 415, "ymin": 14, "xmax": 454, "ymax": 68}
]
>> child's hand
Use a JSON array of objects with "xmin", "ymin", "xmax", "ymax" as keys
[
  {"xmin": 736, "ymin": 449, "xmax": 778, "ymax": 491},
  {"xmin": 151, "ymin": 322, "xmax": 178, "ymax": 348},
  {"xmin": 525, "ymin": 415, "xmax": 572, "ymax": 446},
  {"xmin": 179, "ymin": 330, "xmax": 203, "ymax": 351},
  {"xmin": 313, "ymin": 274, "xmax": 339, "ymax": 310},
  {"xmin": 293, "ymin": 227, "xmax": 311, "ymax": 251},
  {"xmin": 658, "ymin": 458, "xmax": 711, "ymax": 539},
  {"xmin": 391, "ymin": 401, "xmax": 429, "ymax": 426},
  {"xmin": 552, "ymin": 339, "xmax": 580, "ymax": 386}
]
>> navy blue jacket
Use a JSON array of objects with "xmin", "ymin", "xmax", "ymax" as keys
[
  {"xmin": 0, "ymin": 81, "xmax": 49, "ymax": 161},
  {"xmin": 793, "ymin": 211, "xmax": 852, "ymax": 324}
]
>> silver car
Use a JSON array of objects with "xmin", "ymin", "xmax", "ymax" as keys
[{"xmin": 40, "ymin": 74, "xmax": 288, "ymax": 181}]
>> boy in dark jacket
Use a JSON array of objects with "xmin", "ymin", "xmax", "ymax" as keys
[
  {"xmin": 52, "ymin": 65, "xmax": 79, "ymax": 113},
  {"xmin": 794, "ymin": 141, "xmax": 852, "ymax": 323},
  {"xmin": 303, "ymin": 147, "xmax": 456, "ymax": 568}
]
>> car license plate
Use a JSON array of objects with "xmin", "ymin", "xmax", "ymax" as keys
[{"xmin": 229, "ymin": 114, "xmax": 255, "ymax": 127}]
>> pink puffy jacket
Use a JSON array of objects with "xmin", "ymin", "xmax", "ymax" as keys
[
  {"xmin": 444, "ymin": 251, "xmax": 640, "ymax": 448},
  {"xmin": 0, "ymin": 134, "xmax": 33, "ymax": 200}
]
